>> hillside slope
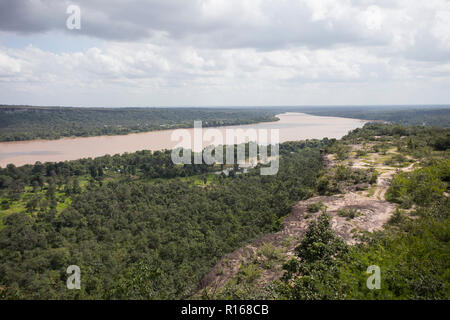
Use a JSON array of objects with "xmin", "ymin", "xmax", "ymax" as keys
[{"xmin": 198, "ymin": 124, "xmax": 449, "ymax": 299}]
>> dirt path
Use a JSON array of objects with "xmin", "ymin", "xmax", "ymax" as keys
[{"xmin": 348, "ymin": 148, "xmax": 416, "ymax": 201}]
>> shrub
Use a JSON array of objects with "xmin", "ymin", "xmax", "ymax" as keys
[
  {"xmin": 369, "ymin": 170, "xmax": 379, "ymax": 184},
  {"xmin": 257, "ymin": 243, "xmax": 282, "ymax": 261},
  {"xmin": 1, "ymin": 199, "xmax": 10, "ymax": 210},
  {"xmin": 317, "ymin": 176, "xmax": 330, "ymax": 195},
  {"xmin": 237, "ymin": 263, "xmax": 261, "ymax": 284},
  {"xmin": 384, "ymin": 154, "xmax": 409, "ymax": 167},
  {"xmin": 356, "ymin": 149, "xmax": 367, "ymax": 157},
  {"xmin": 337, "ymin": 208, "xmax": 361, "ymax": 219},
  {"xmin": 386, "ymin": 161, "xmax": 448, "ymax": 206},
  {"xmin": 388, "ymin": 208, "xmax": 406, "ymax": 225},
  {"xmin": 335, "ymin": 165, "xmax": 351, "ymax": 182},
  {"xmin": 307, "ymin": 201, "xmax": 326, "ymax": 213}
]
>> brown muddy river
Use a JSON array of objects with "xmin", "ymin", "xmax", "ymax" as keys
[{"xmin": 0, "ymin": 113, "xmax": 366, "ymax": 167}]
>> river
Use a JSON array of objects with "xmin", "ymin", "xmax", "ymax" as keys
[{"xmin": 0, "ymin": 112, "xmax": 366, "ymax": 167}]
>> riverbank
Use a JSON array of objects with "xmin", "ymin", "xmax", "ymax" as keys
[{"xmin": 0, "ymin": 113, "xmax": 366, "ymax": 167}]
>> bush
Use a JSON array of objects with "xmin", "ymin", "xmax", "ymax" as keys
[
  {"xmin": 275, "ymin": 213, "xmax": 349, "ymax": 299},
  {"xmin": 335, "ymin": 165, "xmax": 352, "ymax": 182},
  {"xmin": 237, "ymin": 263, "xmax": 261, "ymax": 284},
  {"xmin": 356, "ymin": 149, "xmax": 368, "ymax": 157},
  {"xmin": 307, "ymin": 201, "xmax": 326, "ymax": 213},
  {"xmin": 317, "ymin": 176, "xmax": 330, "ymax": 195},
  {"xmin": 384, "ymin": 154, "xmax": 409, "ymax": 167},
  {"xmin": 1, "ymin": 199, "xmax": 10, "ymax": 210},
  {"xmin": 337, "ymin": 208, "xmax": 361, "ymax": 219},
  {"xmin": 388, "ymin": 208, "xmax": 407, "ymax": 225},
  {"xmin": 326, "ymin": 142, "xmax": 350, "ymax": 160},
  {"xmin": 386, "ymin": 160, "xmax": 448, "ymax": 206},
  {"xmin": 369, "ymin": 170, "xmax": 379, "ymax": 184}
]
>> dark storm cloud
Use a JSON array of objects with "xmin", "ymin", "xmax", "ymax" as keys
[
  {"xmin": 0, "ymin": 0, "xmax": 215, "ymax": 39},
  {"xmin": 0, "ymin": 0, "xmax": 387, "ymax": 49},
  {"xmin": 0, "ymin": 0, "xmax": 65, "ymax": 33}
]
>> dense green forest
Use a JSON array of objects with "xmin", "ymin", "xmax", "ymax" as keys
[
  {"xmin": 285, "ymin": 105, "xmax": 450, "ymax": 127},
  {"xmin": 0, "ymin": 140, "xmax": 325, "ymax": 299},
  {"xmin": 0, "ymin": 106, "xmax": 278, "ymax": 142}
]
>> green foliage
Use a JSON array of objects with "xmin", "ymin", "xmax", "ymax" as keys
[
  {"xmin": 326, "ymin": 142, "xmax": 350, "ymax": 160},
  {"xmin": 293, "ymin": 106, "xmax": 450, "ymax": 127},
  {"xmin": 257, "ymin": 243, "xmax": 282, "ymax": 262},
  {"xmin": 383, "ymin": 153, "xmax": 410, "ymax": 167},
  {"xmin": 344, "ymin": 123, "xmax": 450, "ymax": 159},
  {"xmin": 307, "ymin": 201, "xmax": 326, "ymax": 213},
  {"xmin": 237, "ymin": 263, "xmax": 262, "ymax": 284},
  {"xmin": 0, "ymin": 141, "xmax": 324, "ymax": 299},
  {"xmin": 339, "ymin": 198, "xmax": 450, "ymax": 299},
  {"xmin": 275, "ymin": 157, "xmax": 450, "ymax": 300},
  {"xmin": 337, "ymin": 208, "xmax": 361, "ymax": 220},
  {"xmin": 433, "ymin": 134, "xmax": 450, "ymax": 151},
  {"xmin": 340, "ymin": 161, "xmax": 450, "ymax": 300},
  {"xmin": 386, "ymin": 160, "xmax": 449, "ymax": 207},
  {"xmin": 356, "ymin": 149, "xmax": 368, "ymax": 157},
  {"xmin": 274, "ymin": 126, "xmax": 449, "ymax": 300},
  {"xmin": 387, "ymin": 208, "xmax": 407, "ymax": 225},
  {"xmin": 107, "ymin": 257, "xmax": 167, "ymax": 300},
  {"xmin": 316, "ymin": 176, "xmax": 330, "ymax": 195},
  {"xmin": 1, "ymin": 120, "xmax": 448, "ymax": 300},
  {"xmin": 369, "ymin": 170, "xmax": 379, "ymax": 184},
  {"xmin": 294, "ymin": 213, "xmax": 348, "ymax": 265},
  {"xmin": 275, "ymin": 213, "xmax": 349, "ymax": 299},
  {"xmin": 257, "ymin": 243, "xmax": 284, "ymax": 269},
  {"xmin": 334, "ymin": 165, "xmax": 352, "ymax": 182},
  {"xmin": 318, "ymin": 165, "xmax": 375, "ymax": 195},
  {"xmin": 213, "ymin": 262, "xmax": 273, "ymax": 300}
]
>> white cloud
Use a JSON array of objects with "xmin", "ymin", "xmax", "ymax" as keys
[
  {"xmin": 0, "ymin": 51, "xmax": 21, "ymax": 76},
  {"xmin": 0, "ymin": 0, "xmax": 449, "ymax": 106}
]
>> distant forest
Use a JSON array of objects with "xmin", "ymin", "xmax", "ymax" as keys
[
  {"xmin": 0, "ymin": 106, "xmax": 278, "ymax": 142},
  {"xmin": 284, "ymin": 105, "xmax": 450, "ymax": 127}
]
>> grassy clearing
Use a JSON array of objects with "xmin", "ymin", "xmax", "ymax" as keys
[
  {"xmin": 0, "ymin": 175, "xmax": 92, "ymax": 224},
  {"xmin": 179, "ymin": 173, "xmax": 218, "ymax": 186}
]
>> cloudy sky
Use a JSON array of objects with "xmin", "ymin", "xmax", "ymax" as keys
[{"xmin": 0, "ymin": 0, "xmax": 449, "ymax": 107}]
